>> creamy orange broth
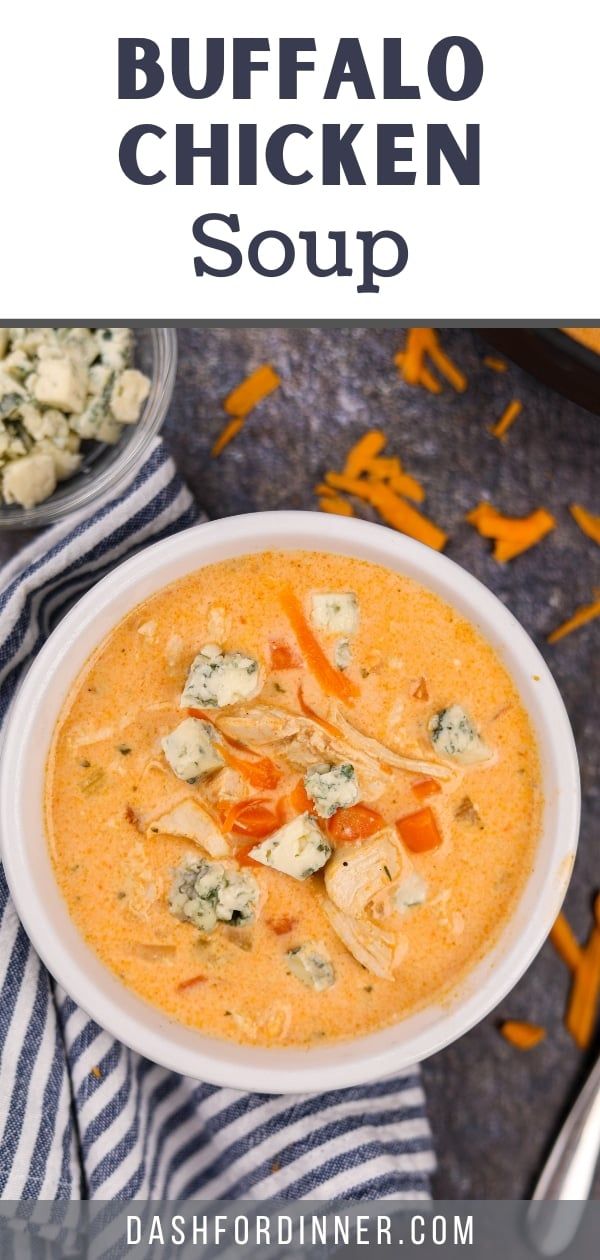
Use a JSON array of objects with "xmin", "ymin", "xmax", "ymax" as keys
[{"xmin": 46, "ymin": 551, "xmax": 541, "ymax": 1048}]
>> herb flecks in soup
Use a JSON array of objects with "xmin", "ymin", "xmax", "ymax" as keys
[{"xmin": 46, "ymin": 551, "xmax": 541, "ymax": 1047}]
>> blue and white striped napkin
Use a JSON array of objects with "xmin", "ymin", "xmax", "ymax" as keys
[{"xmin": 0, "ymin": 439, "xmax": 434, "ymax": 1201}]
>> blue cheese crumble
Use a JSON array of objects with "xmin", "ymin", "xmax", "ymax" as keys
[
  {"xmin": 169, "ymin": 858, "xmax": 258, "ymax": 933},
  {"xmin": 429, "ymin": 704, "xmax": 491, "ymax": 765},
  {"xmin": 162, "ymin": 717, "xmax": 224, "ymax": 782},
  {"xmin": 287, "ymin": 943, "xmax": 335, "ymax": 991},
  {"xmin": 334, "ymin": 637, "xmax": 353, "ymax": 670},
  {"xmin": 0, "ymin": 328, "xmax": 151, "ymax": 508},
  {"xmin": 249, "ymin": 813, "xmax": 331, "ymax": 880},
  {"xmin": 180, "ymin": 644, "xmax": 262, "ymax": 709},
  {"xmin": 393, "ymin": 870, "xmax": 428, "ymax": 913},
  {"xmin": 304, "ymin": 762, "xmax": 359, "ymax": 818},
  {"xmin": 310, "ymin": 592, "xmax": 359, "ymax": 635}
]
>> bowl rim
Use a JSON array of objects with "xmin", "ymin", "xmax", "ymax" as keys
[{"xmin": 0, "ymin": 511, "xmax": 581, "ymax": 1092}]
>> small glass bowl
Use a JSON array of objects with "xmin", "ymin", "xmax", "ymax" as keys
[{"xmin": 0, "ymin": 327, "xmax": 178, "ymax": 529}]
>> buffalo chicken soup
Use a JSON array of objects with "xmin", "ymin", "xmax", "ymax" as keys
[{"xmin": 46, "ymin": 551, "xmax": 541, "ymax": 1047}]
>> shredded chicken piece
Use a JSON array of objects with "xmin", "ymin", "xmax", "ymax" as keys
[
  {"xmin": 329, "ymin": 705, "xmax": 455, "ymax": 781},
  {"xmin": 323, "ymin": 900, "xmax": 399, "ymax": 980},
  {"xmin": 202, "ymin": 767, "xmax": 251, "ymax": 806},
  {"xmin": 217, "ymin": 707, "xmax": 303, "ymax": 745},
  {"xmin": 214, "ymin": 701, "xmax": 444, "ymax": 796},
  {"xmin": 147, "ymin": 799, "xmax": 230, "ymax": 858},
  {"xmin": 325, "ymin": 831, "xmax": 401, "ymax": 917}
]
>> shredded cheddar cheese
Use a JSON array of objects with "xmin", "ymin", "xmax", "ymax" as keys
[
  {"xmin": 483, "ymin": 356, "xmax": 508, "ymax": 373},
  {"xmin": 547, "ymin": 591, "xmax": 600, "ymax": 644},
  {"xmin": 550, "ymin": 898, "xmax": 600, "ymax": 1050},
  {"xmin": 344, "ymin": 430, "xmax": 387, "ymax": 476},
  {"xmin": 491, "ymin": 399, "xmax": 523, "ymax": 440},
  {"xmin": 566, "ymin": 897, "xmax": 600, "ymax": 1050},
  {"xmin": 394, "ymin": 328, "xmax": 468, "ymax": 394},
  {"xmin": 467, "ymin": 503, "xmax": 556, "ymax": 563},
  {"xmin": 316, "ymin": 432, "xmax": 446, "ymax": 549},
  {"xmin": 318, "ymin": 495, "xmax": 354, "ymax": 517},
  {"xmin": 570, "ymin": 504, "xmax": 600, "ymax": 546},
  {"xmin": 211, "ymin": 416, "xmax": 245, "ymax": 457},
  {"xmin": 212, "ymin": 364, "xmax": 281, "ymax": 458},
  {"xmin": 550, "ymin": 913, "xmax": 583, "ymax": 972},
  {"xmin": 325, "ymin": 472, "xmax": 447, "ymax": 551},
  {"xmin": 223, "ymin": 364, "xmax": 281, "ymax": 417},
  {"xmin": 500, "ymin": 1021, "xmax": 546, "ymax": 1050}
]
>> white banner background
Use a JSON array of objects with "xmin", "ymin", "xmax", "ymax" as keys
[{"xmin": 2, "ymin": 1, "xmax": 599, "ymax": 319}]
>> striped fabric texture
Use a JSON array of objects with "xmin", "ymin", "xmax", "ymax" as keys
[{"xmin": 0, "ymin": 439, "xmax": 434, "ymax": 1201}]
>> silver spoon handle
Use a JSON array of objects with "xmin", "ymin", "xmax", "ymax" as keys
[
  {"xmin": 527, "ymin": 1058, "xmax": 600, "ymax": 1255},
  {"xmin": 532, "ymin": 1053, "xmax": 600, "ymax": 1200}
]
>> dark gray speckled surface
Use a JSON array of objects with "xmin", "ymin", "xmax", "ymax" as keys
[{"xmin": 1, "ymin": 327, "xmax": 599, "ymax": 1200}]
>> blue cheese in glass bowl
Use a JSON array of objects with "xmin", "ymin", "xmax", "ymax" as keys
[{"xmin": 0, "ymin": 327, "xmax": 177, "ymax": 527}]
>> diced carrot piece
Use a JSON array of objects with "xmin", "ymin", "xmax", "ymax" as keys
[
  {"xmin": 501, "ymin": 1021, "xmax": 545, "ymax": 1049},
  {"xmin": 269, "ymin": 640, "xmax": 300, "ymax": 670},
  {"xmin": 280, "ymin": 587, "xmax": 359, "ymax": 702},
  {"xmin": 411, "ymin": 778, "xmax": 442, "ymax": 801},
  {"xmin": 224, "ymin": 798, "xmax": 281, "ymax": 839},
  {"xmin": 289, "ymin": 778, "xmax": 313, "ymax": 815},
  {"xmin": 235, "ymin": 845, "xmax": 263, "ymax": 867},
  {"xmin": 327, "ymin": 804, "xmax": 384, "ymax": 844},
  {"xmin": 396, "ymin": 806, "xmax": 442, "ymax": 853}
]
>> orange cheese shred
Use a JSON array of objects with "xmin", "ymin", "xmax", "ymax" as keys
[
  {"xmin": 500, "ymin": 1021, "xmax": 546, "ymax": 1050},
  {"xmin": 466, "ymin": 503, "xmax": 556, "ymax": 562},
  {"xmin": 325, "ymin": 472, "xmax": 447, "ymax": 551},
  {"xmin": 491, "ymin": 399, "xmax": 523, "ymax": 440},
  {"xmin": 211, "ymin": 416, "xmax": 245, "ymax": 457},
  {"xmin": 547, "ymin": 591, "xmax": 600, "ymax": 644},
  {"xmin": 570, "ymin": 504, "xmax": 600, "ymax": 546},
  {"xmin": 316, "ymin": 432, "xmax": 428, "ymax": 519},
  {"xmin": 318, "ymin": 495, "xmax": 354, "ymax": 517},
  {"xmin": 279, "ymin": 587, "xmax": 359, "ymax": 702},
  {"xmin": 223, "ymin": 364, "xmax": 281, "ymax": 418},
  {"xmin": 368, "ymin": 462, "xmax": 426, "ymax": 503},
  {"xmin": 344, "ymin": 430, "xmax": 387, "ymax": 476},
  {"xmin": 483, "ymin": 356, "xmax": 508, "ymax": 373},
  {"xmin": 212, "ymin": 364, "xmax": 281, "ymax": 457},
  {"xmin": 550, "ymin": 913, "xmax": 584, "ymax": 972},
  {"xmin": 394, "ymin": 328, "xmax": 468, "ymax": 394},
  {"xmin": 565, "ymin": 895, "xmax": 600, "ymax": 1050}
]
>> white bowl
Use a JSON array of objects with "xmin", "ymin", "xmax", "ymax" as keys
[{"xmin": 0, "ymin": 512, "xmax": 580, "ymax": 1093}]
